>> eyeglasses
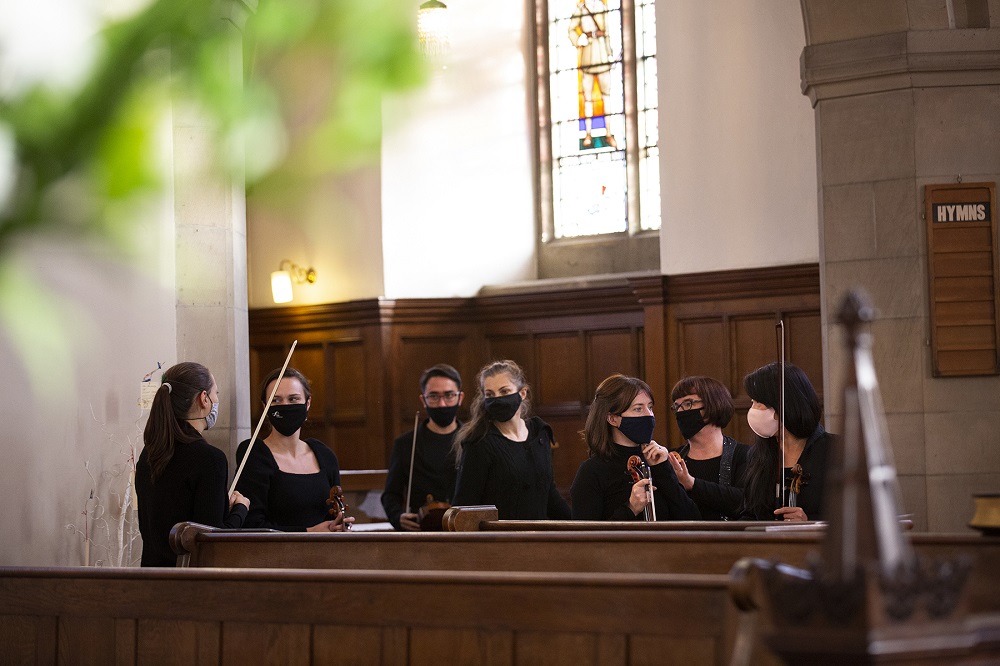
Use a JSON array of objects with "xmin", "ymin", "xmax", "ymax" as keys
[
  {"xmin": 670, "ymin": 398, "xmax": 703, "ymax": 412},
  {"xmin": 424, "ymin": 391, "xmax": 460, "ymax": 406}
]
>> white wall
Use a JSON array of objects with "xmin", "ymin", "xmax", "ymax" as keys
[
  {"xmin": 658, "ymin": 0, "xmax": 818, "ymax": 275},
  {"xmin": 380, "ymin": 0, "xmax": 537, "ymax": 298},
  {"xmin": 246, "ymin": 164, "xmax": 385, "ymax": 307},
  {"xmin": 0, "ymin": 189, "xmax": 177, "ymax": 567}
]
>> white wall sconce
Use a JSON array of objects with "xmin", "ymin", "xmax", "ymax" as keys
[{"xmin": 271, "ymin": 260, "xmax": 317, "ymax": 304}]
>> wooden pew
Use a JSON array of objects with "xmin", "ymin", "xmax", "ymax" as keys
[
  {"xmin": 169, "ymin": 522, "xmax": 1000, "ymax": 615},
  {"xmin": 0, "ymin": 566, "xmax": 738, "ymax": 665}
]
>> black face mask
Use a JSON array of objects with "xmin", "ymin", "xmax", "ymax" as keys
[
  {"xmin": 267, "ymin": 403, "xmax": 308, "ymax": 436},
  {"xmin": 484, "ymin": 392, "xmax": 522, "ymax": 423},
  {"xmin": 616, "ymin": 415, "xmax": 655, "ymax": 445},
  {"xmin": 674, "ymin": 409, "xmax": 706, "ymax": 440},
  {"xmin": 426, "ymin": 404, "xmax": 459, "ymax": 428}
]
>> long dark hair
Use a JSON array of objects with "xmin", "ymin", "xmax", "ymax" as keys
[
  {"xmin": 452, "ymin": 360, "xmax": 531, "ymax": 459},
  {"xmin": 741, "ymin": 362, "xmax": 822, "ymax": 518},
  {"xmin": 583, "ymin": 374, "xmax": 653, "ymax": 460},
  {"xmin": 143, "ymin": 362, "xmax": 213, "ymax": 482}
]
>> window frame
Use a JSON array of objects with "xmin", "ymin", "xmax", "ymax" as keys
[{"xmin": 533, "ymin": 0, "xmax": 659, "ymax": 278}]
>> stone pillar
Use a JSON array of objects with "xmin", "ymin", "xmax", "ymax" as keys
[
  {"xmin": 801, "ymin": 2, "xmax": 1000, "ymax": 531},
  {"xmin": 173, "ymin": 2, "xmax": 254, "ymax": 467}
]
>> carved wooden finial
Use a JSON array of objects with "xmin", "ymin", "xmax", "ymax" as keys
[{"xmin": 836, "ymin": 289, "xmax": 876, "ymax": 342}]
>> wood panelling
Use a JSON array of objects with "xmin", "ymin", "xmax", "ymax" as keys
[
  {"xmin": 249, "ymin": 265, "xmax": 822, "ymax": 494},
  {"xmin": 536, "ymin": 333, "xmax": 586, "ymax": 407},
  {"xmin": 0, "ymin": 567, "xmax": 737, "ymax": 666}
]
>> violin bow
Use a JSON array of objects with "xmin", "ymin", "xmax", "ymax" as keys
[
  {"xmin": 229, "ymin": 339, "xmax": 297, "ymax": 495},
  {"xmin": 404, "ymin": 411, "xmax": 419, "ymax": 515},
  {"xmin": 775, "ymin": 320, "xmax": 786, "ymax": 509},
  {"xmin": 644, "ymin": 458, "xmax": 657, "ymax": 521}
]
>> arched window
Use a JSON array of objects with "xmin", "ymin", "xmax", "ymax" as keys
[{"xmin": 535, "ymin": 0, "xmax": 659, "ymax": 277}]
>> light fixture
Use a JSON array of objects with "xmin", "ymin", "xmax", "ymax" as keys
[
  {"xmin": 270, "ymin": 260, "xmax": 316, "ymax": 304},
  {"xmin": 417, "ymin": 0, "xmax": 449, "ymax": 58}
]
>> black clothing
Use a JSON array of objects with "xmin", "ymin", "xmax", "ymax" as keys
[
  {"xmin": 673, "ymin": 435, "xmax": 750, "ymax": 520},
  {"xmin": 452, "ymin": 417, "xmax": 572, "ymax": 520},
  {"xmin": 381, "ymin": 420, "xmax": 459, "ymax": 530},
  {"xmin": 738, "ymin": 425, "xmax": 833, "ymax": 521},
  {"xmin": 570, "ymin": 443, "xmax": 701, "ymax": 521},
  {"xmin": 235, "ymin": 437, "xmax": 341, "ymax": 531},
  {"xmin": 136, "ymin": 436, "xmax": 247, "ymax": 567}
]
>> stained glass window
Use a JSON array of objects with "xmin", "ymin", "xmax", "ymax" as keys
[{"xmin": 540, "ymin": 0, "xmax": 659, "ymax": 240}]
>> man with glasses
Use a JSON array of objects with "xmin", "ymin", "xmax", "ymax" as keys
[{"xmin": 381, "ymin": 364, "xmax": 464, "ymax": 531}]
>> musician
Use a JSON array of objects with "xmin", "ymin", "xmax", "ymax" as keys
[
  {"xmin": 381, "ymin": 364, "xmax": 463, "ymax": 531},
  {"xmin": 571, "ymin": 374, "xmax": 700, "ymax": 521},
  {"xmin": 136, "ymin": 362, "xmax": 249, "ymax": 566},
  {"xmin": 452, "ymin": 360, "xmax": 572, "ymax": 520},
  {"xmin": 235, "ymin": 367, "xmax": 353, "ymax": 532},
  {"xmin": 737, "ymin": 362, "xmax": 833, "ymax": 522},
  {"xmin": 665, "ymin": 376, "xmax": 750, "ymax": 520}
]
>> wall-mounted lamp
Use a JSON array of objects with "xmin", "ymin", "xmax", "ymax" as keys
[
  {"xmin": 271, "ymin": 260, "xmax": 317, "ymax": 304},
  {"xmin": 417, "ymin": 0, "xmax": 449, "ymax": 57}
]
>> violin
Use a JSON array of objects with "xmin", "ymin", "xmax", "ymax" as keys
[
  {"xmin": 417, "ymin": 494, "xmax": 451, "ymax": 532},
  {"xmin": 626, "ymin": 455, "xmax": 656, "ymax": 521},
  {"xmin": 788, "ymin": 463, "xmax": 805, "ymax": 507},
  {"xmin": 325, "ymin": 485, "xmax": 351, "ymax": 531}
]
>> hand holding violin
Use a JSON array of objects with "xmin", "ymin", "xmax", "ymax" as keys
[
  {"xmin": 399, "ymin": 512, "xmax": 421, "ymax": 532},
  {"xmin": 628, "ymin": 478, "xmax": 655, "ymax": 516},
  {"xmin": 774, "ymin": 506, "xmax": 808, "ymax": 521}
]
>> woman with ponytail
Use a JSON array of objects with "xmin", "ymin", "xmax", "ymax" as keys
[{"xmin": 136, "ymin": 362, "xmax": 249, "ymax": 566}]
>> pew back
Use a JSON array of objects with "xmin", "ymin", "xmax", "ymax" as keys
[
  {"xmin": 171, "ymin": 524, "xmax": 1000, "ymax": 614},
  {"xmin": 0, "ymin": 567, "xmax": 740, "ymax": 665}
]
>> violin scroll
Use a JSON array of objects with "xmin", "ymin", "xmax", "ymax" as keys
[
  {"xmin": 418, "ymin": 494, "xmax": 451, "ymax": 532},
  {"xmin": 326, "ymin": 485, "xmax": 351, "ymax": 530}
]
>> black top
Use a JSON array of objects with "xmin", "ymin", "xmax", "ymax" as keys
[
  {"xmin": 738, "ymin": 425, "xmax": 833, "ymax": 521},
  {"xmin": 136, "ymin": 436, "xmax": 248, "ymax": 567},
  {"xmin": 452, "ymin": 416, "xmax": 572, "ymax": 520},
  {"xmin": 235, "ymin": 438, "xmax": 341, "ymax": 531},
  {"xmin": 381, "ymin": 420, "xmax": 459, "ymax": 530},
  {"xmin": 674, "ymin": 436, "xmax": 750, "ymax": 520},
  {"xmin": 570, "ymin": 443, "xmax": 701, "ymax": 521}
]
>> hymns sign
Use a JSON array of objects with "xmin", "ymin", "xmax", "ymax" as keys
[{"xmin": 932, "ymin": 202, "xmax": 991, "ymax": 223}]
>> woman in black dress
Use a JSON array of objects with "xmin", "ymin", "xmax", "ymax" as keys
[
  {"xmin": 136, "ymin": 362, "xmax": 249, "ymax": 566},
  {"xmin": 665, "ymin": 375, "xmax": 749, "ymax": 520},
  {"xmin": 451, "ymin": 360, "xmax": 571, "ymax": 520},
  {"xmin": 571, "ymin": 374, "xmax": 700, "ymax": 521},
  {"xmin": 738, "ymin": 362, "xmax": 833, "ymax": 522},
  {"xmin": 236, "ymin": 367, "xmax": 353, "ymax": 531}
]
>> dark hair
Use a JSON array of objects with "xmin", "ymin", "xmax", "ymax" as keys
[
  {"xmin": 419, "ymin": 363, "xmax": 462, "ymax": 393},
  {"xmin": 452, "ymin": 360, "xmax": 530, "ymax": 459},
  {"xmin": 741, "ymin": 362, "xmax": 822, "ymax": 518},
  {"xmin": 583, "ymin": 374, "xmax": 653, "ymax": 460},
  {"xmin": 143, "ymin": 362, "xmax": 213, "ymax": 482},
  {"xmin": 259, "ymin": 366, "xmax": 312, "ymax": 403},
  {"xmin": 669, "ymin": 376, "xmax": 734, "ymax": 428}
]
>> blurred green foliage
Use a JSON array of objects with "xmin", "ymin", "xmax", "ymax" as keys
[{"xmin": 0, "ymin": 0, "xmax": 426, "ymax": 259}]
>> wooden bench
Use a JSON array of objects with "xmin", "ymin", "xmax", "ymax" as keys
[
  {"xmin": 169, "ymin": 522, "xmax": 1000, "ymax": 615},
  {"xmin": 0, "ymin": 566, "xmax": 740, "ymax": 665}
]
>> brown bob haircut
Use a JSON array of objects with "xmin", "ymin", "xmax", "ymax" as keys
[{"xmin": 669, "ymin": 376, "xmax": 734, "ymax": 428}]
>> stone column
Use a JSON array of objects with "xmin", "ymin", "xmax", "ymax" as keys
[
  {"xmin": 173, "ymin": 1, "xmax": 254, "ymax": 467},
  {"xmin": 801, "ymin": 1, "xmax": 1000, "ymax": 531}
]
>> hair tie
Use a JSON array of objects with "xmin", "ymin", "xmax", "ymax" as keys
[{"xmin": 162, "ymin": 382, "xmax": 172, "ymax": 394}]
